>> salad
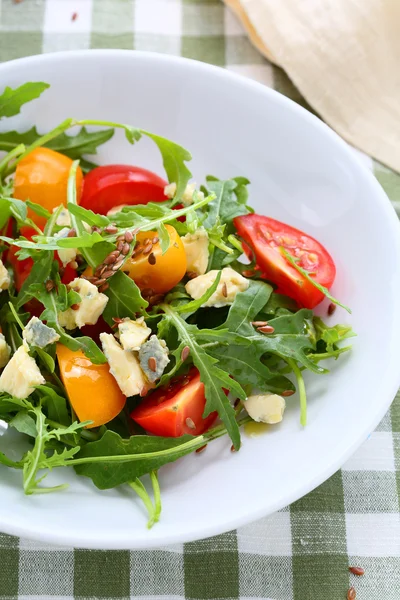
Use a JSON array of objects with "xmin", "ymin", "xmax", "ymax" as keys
[{"xmin": 0, "ymin": 82, "xmax": 354, "ymax": 527}]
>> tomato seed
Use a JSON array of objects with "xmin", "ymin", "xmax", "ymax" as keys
[
  {"xmin": 347, "ymin": 587, "xmax": 356, "ymax": 600},
  {"xmin": 282, "ymin": 390, "xmax": 295, "ymax": 397},
  {"xmin": 328, "ymin": 303, "xmax": 336, "ymax": 316},
  {"xmin": 181, "ymin": 346, "xmax": 190, "ymax": 361},
  {"xmin": 71, "ymin": 303, "xmax": 80, "ymax": 311},
  {"xmin": 257, "ymin": 325, "xmax": 275, "ymax": 334},
  {"xmin": 148, "ymin": 252, "xmax": 156, "ymax": 265},
  {"xmin": 221, "ymin": 282, "xmax": 228, "ymax": 298},
  {"xmin": 349, "ymin": 567, "xmax": 365, "ymax": 576},
  {"xmin": 196, "ymin": 445, "xmax": 207, "ymax": 454},
  {"xmin": 148, "ymin": 357, "xmax": 157, "ymax": 372},
  {"xmin": 185, "ymin": 417, "xmax": 196, "ymax": 429}
]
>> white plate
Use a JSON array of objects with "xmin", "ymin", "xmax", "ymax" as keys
[{"xmin": 0, "ymin": 50, "xmax": 399, "ymax": 549}]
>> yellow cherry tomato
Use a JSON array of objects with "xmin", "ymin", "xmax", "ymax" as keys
[
  {"xmin": 124, "ymin": 224, "xmax": 187, "ymax": 294},
  {"xmin": 56, "ymin": 345, "xmax": 126, "ymax": 428},
  {"xmin": 13, "ymin": 147, "xmax": 83, "ymax": 228}
]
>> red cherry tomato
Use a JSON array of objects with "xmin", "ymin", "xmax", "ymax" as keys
[
  {"xmin": 130, "ymin": 368, "xmax": 217, "ymax": 437},
  {"xmin": 234, "ymin": 214, "xmax": 336, "ymax": 309},
  {"xmin": 80, "ymin": 165, "xmax": 167, "ymax": 215},
  {"xmin": 7, "ymin": 226, "xmax": 76, "ymax": 291}
]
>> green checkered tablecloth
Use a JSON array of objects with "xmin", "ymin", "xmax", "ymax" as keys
[{"xmin": 1, "ymin": 1, "xmax": 400, "ymax": 599}]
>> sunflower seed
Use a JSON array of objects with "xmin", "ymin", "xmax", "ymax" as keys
[
  {"xmin": 181, "ymin": 346, "xmax": 190, "ymax": 361},
  {"xmin": 148, "ymin": 357, "xmax": 157, "ymax": 372},
  {"xmin": 185, "ymin": 417, "xmax": 196, "ymax": 430}
]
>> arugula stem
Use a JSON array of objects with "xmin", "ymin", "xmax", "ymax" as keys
[
  {"xmin": 0, "ymin": 143, "xmax": 25, "ymax": 178},
  {"xmin": 8, "ymin": 302, "xmax": 24, "ymax": 329},
  {"xmin": 309, "ymin": 346, "xmax": 352, "ymax": 361},
  {"xmin": 150, "ymin": 471, "xmax": 162, "ymax": 523},
  {"xmin": 23, "ymin": 409, "xmax": 46, "ymax": 494},
  {"xmin": 286, "ymin": 358, "xmax": 307, "ymax": 427},
  {"xmin": 128, "ymin": 479, "xmax": 156, "ymax": 528},
  {"xmin": 227, "ymin": 234, "xmax": 244, "ymax": 253}
]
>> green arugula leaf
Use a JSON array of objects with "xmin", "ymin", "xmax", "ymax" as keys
[
  {"xmin": 38, "ymin": 386, "xmax": 70, "ymax": 427},
  {"xmin": 203, "ymin": 178, "xmax": 250, "ymax": 231},
  {"xmin": 173, "ymin": 271, "xmax": 221, "ymax": 314},
  {"xmin": 0, "ymin": 82, "xmax": 49, "ymax": 119},
  {"xmin": 25, "ymin": 200, "xmax": 51, "ymax": 220},
  {"xmin": 160, "ymin": 305, "xmax": 244, "ymax": 449},
  {"xmin": 16, "ymin": 251, "xmax": 53, "ymax": 309},
  {"xmin": 313, "ymin": 317, "xmax": 355, "ymax": 353},
  {"xmin": 9, "ymin": 410, "xmax": 37, "ymax": 438},
  {"xmin": 67, "ymin": 203, "xmax": 110, "ymax": 228},
  {"xmin": 102, "ymin": 271, "xmax": 148, "ymax": 326},
  {"xmin": 142, "ymin": 131, "xmax": 192, "ymax": 205}
]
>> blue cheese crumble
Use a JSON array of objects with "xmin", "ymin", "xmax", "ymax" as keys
[
  {"xmin": 23, "ymin": 316, "xmax": 60, "ymax": 348},
  {"xmin": 139, "ymin": 335, "xmax": 170, "ymax": 383}
]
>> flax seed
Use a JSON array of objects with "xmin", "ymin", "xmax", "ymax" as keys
[
  {"xmin": 84, "ymin": 276, "xmax": 98, "ymax": 284},
  {"xmin": 181, "ymin": 346, "xmax": 190, "ymax": 361},
  {"xmin": 67, "ymin": 228, "xmax": 76, "ymax": 238},
  {"xmin": 95, "ymin": 278, "xmax": 106, "ymax": 287},
  {"xmin": 328, "ymin": 303, "xmax": 336, "ymax": 316},
  {"xmin": 257, "ymin": 325, "xmax": 275, "ymax": 334},
  {"xmin": 141, "ymin": 288, "xmax": 154, "ymax": 298},
  {"xmin": 117, "ymin": 241, "xmax": 124, "ymax": 252},
  {"xmin": 221, "ymin": 282, "xmax": 228, "ymax": 298},
  {"xmin": 99, "ymin": 282, "xmax": 109, "ymax": 293},
  {"xmin": 71, "ymin": 303, "xmax": 80, "ymax": 311},
  {"xmin": 152, "ymin": 236, "xmax": 159, "ymax": 244},
  {"xmin": 148, "ymin": 252, "xmax": 156, "ymax": 265},
  {"xmin": 234, "ymin": 398, "xmax": 241, "ymax": 408},
  {"xmin": 349, "ymin": 567, "xmax": 364, "ymax": 576},
  {"xmin": 112, "ymin": 317, "xmax": 124, "ymax": 324},
  {"xmin": 132, "ymin": 248, "xmax": 143, "ymax": 258},
  {"xmin": 347, "ymin": 587, "xmax": 356, "ymax": 600},
  {"xmin": 186, "ymin": 271, "xmax": 198, "ymax": 280},
  {"xmin": 196, "ymin": 445, "xmax": 207, "ymax": 454},
  {"xmin": 185, "ymin": 417, "xmax": 196, "ymax": 430},
  {"xmin": 92, "ymin": 226, "xmax": 101, "ymax": 234},
  {"xmin": 45, "ymin": 280, "xmax": 55, "ymax": 292},
  {"xmin": 148, "ymin": 357, "xmax": 157, "ymax": 372},
  {"xmin": 104, "ymin": 224, "xmax": 118, "ymax": 234},
  {"xmin": 124, "ymin": 231, "xmax": 134, "ymax": 243},
  {"xmin": 102, "ymin": 270, "xmax": 115, "ymax": 279},
  {"xmin": 282, "ymin": 390, "xmax": 295, "ymax": 397},
  {"xmin": 230, "ymin": 444, "xmax": 236, "ymax": 453},
  {"xmin": 117, "ymin": 235, "xmax": 125, "ymax": 243},
  {"xmin": 113, "ymin": 258, "xmax": 125, "ymax": 271},
  {"xmin": 143, "ymin": 243, "xmax": 153, "ymax": 255},
  {"xmin": 143, "ymin": 238, "xmax": 150, "ymax": 245},
  {"xmin": 59, "ymin": 266, "xmax": 65, "ymax": 277},
  {"xmin": 251, "ymin": 321, "xmax": 268, "ymax": 327},
  {"xmin": 122, "ymin": 243, "xmax": 130, "ymax": 255}
]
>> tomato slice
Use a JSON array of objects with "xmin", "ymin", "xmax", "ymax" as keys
[
  {"xmin": 80, "ymin": 165, "xmax": 167, "ymax": 215},
  {"xmin": 130, "ymin": 368, "xmax": 217, "ymax": 437},
  {"xmin": 234, "ymin": 214, "xmax": 336, "ymax": 309}
]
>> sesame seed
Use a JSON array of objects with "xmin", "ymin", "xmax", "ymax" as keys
[
  {"xmin": 148, "ymin": 357, "xmax": 157, "ymax": 372},
  {"xmin": 185, "ymin": 417, "xmax": 196, "ymax": 430},
  {"xmin": 148, "ymin": 252, "xmax": 156, "ymax": 265},
  {"xmin": 181, "ymin": 346, "xmax": 190, "ymax": 361}
]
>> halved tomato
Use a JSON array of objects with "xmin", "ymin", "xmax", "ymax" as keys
[
  {"xmin": 234, "ymin": 214, "xmax": 336, "ymax": 309},
  {"xmin": 130, "ymin": 368, "xmax": 217, "ymax": 437}
]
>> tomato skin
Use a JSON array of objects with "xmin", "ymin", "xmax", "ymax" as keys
[
  {"xmin": 13, "ymin": 148, "xmax": 83, "ymax": 228},
  {"xmin": 80, "ymin": 165, "xmax": 167, "ymax": 215},
  {"xmin": 234, "ymin": 214, "xmax": 336, "ymax": 309},
  {"xmin": 124, "ymin": 224, "xmax": 187, "ymax": 294},
  {"xmin": 131, "ymin": 369, "xmax": 217, "ymax": 437},
  {"xmin": 57, "ymin": 345, "xmax": 126, "ymax": 428}
]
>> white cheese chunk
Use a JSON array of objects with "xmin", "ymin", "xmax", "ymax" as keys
[
  {"xmin": 182, "ymin": 228, "xmax": 209, "ymax": 275},
  {"xmin": 185, "ymin": 267, "xmax": 249, "ymax": 308},
  {"xmin": 0, "ymin": 260, "xmax": 10, "ymax": 290},
  {"xmin": 54, "ymin": 227, "xmax": 77, "ymax": 266},
  {"xmin": 244, "ymin": 394, "xmax": 286, "ymax": 424},
  {"xmin": 53, "ymin": 205, "xmax": 71, "ymax": 227},
  {"xmin": 118, "ymin": 317, "xmax": 152, "ymax": 352},
  {"xmin": 58, "ymin": 277, "xmax": 108, "ymax": 330},
  {"xmin": 100, "ymin": 333, "xmax": 149, "ymax": 397},
  {"xmin": 139, "ymin": 335, "xmax": 170, "ymax": 383},
  {"xmin": 23, "ymin": 316, "xmax": 60, "ymax": 348},
  {"xmin": 0, "ymin": 334, "xmax": 11, "ymax": 368},
  {"xmin": 164, "ymin": 182, "xmax": 204, "ymax": 207},
  {"xmin": 0, "ymin": 341, "xmax": 45, "ymax": 399}
]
